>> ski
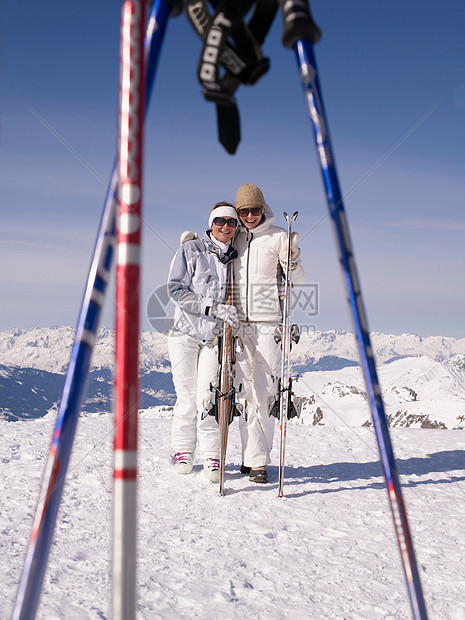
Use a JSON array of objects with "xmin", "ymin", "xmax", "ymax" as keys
[
  {"xmin": 278, "ymin": 1, "xmax": 428, "ymax": 617},
  {"xmin": 276, "ymin": 211, "xmax": 299, "ymax": 497},
  {"xmin": 210, "ymin": 261, "xmax": 241, "ymax": 495},
  {"xmin": 218, "ymin": 310, "xmax": 233, "ymax": 496}
]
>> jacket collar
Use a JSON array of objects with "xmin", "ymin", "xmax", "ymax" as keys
[{"xmin": 204, "ymin": 231, "xmax": 238, "ymax": 264}]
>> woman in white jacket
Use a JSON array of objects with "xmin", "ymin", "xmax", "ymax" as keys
[
  {"xmin": 233, "ymin": 184, "xmax": 304, "ymax": 483},
  {"xmin": 167, "ymin": 202, "xmax": 239, "ymax": 481}
]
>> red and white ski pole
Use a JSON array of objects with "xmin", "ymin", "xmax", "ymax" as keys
[{"xmin": 113, "ymin": 1, "xmax": 146, "ymax": 618}]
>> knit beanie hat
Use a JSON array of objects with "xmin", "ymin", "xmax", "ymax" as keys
[{"xmin": 235, "ymin": 183, "xmax": 266, "ymax": 211}]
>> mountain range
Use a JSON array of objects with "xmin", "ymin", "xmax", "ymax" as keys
[{"xmin": 1, "ymin": 326, "xmax": 464, "ymax": 428}]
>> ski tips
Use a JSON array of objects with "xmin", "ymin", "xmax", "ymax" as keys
[{"xmin": 283, "ymin": 211, "xmax": 299, "ymax": 222}]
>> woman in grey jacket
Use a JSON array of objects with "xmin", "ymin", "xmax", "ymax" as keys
[{"xmin": 167, "ymin": 202, "xmax": 239, "ymax": 481}]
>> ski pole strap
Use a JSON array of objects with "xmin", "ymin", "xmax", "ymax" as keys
[
  {"xmin": 279, "ymin": 0, "xmax": 321, "ymax": 48},
  {"xmin": 185, "ymin": 0, "xmax": 278, "ymax": 153},
  {"xmin": 165, "ymin": 0, "xmax": 184, "ymax": 17}
]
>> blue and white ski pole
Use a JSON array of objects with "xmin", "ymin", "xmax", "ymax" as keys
[
  {"xmin": 12, "ymin": 2, "xmax": 179, "ymax": 618},
  {"xmin": 278, "ymin": 2, "xmax": 428, "ymax": 618}
]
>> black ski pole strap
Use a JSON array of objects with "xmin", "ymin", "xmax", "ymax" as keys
[
  {"xmin": 207, "ymin": 0, "xmax": 272, "ymax": 85},
  {"xmin": 279, "ymin": 0, "xmax": 321, "ymax": 48},
  {"xmin": 185, "ymin": 0, "xmax": 278, "ymax": 153},
  {"xmin": 248, "ymin": 0, "xmax": 279, "ymax": 45},
  {"xmin": 185, "ymin": 0, "xmax": 243, "ymax": 152},
  {"xmin": 213, "ymin": 100, "xmax": 240, "ymax": 154},
  {"xmin": 186, "ymin": 0, "xmax": 253, "ymax": 92},
  {"xmin": 165, "ymin": 0, "xmax": 184, "ymax": 17}
]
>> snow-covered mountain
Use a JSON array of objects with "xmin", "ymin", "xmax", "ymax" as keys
[
  {"xmin": 0, "ymin": 326, "xmax": 170, "ymax": 374},
  {"xmin": 294, "ymin": 328, "xmax": 465, "ymax": 367},
  {"xmin": 0, "ymin": 327, "xmax": 174, "ymax": 422},
  {"xmin": 294, "ymin": 354, "xmax": 465, "ymax": 430},
  {"xmin": 1, "ymin": 326, "xmax": 464, "ymax": 428}
]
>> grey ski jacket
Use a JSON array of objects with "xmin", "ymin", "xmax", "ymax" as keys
[{"xmin": 167, "ymin": 232, "xmax": 237, "ymax": 343}]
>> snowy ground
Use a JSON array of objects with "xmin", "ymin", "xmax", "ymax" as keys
[{"xmin": 1, "ymin": 414, "xmax": 465, "ymax": 619}]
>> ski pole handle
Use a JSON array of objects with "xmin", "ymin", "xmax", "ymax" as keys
[{"xmin": 279, "ymin": 0, "xmax": 321, "ymax": 49}]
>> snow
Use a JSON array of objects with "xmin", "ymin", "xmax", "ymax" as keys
[
  {"xmin": 1, "ymin": 326, "xmax": 465, "ymax": 616},
  {"xmin": 2, "ymin": 413, "xmax": 465, "ymax": 619}
]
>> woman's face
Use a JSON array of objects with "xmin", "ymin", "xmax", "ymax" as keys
[
  {"xmin": 237, "ymin": 206, "xmax": 264, "ymax": 229},
  {"xmin": 210, "ymin": 216, "xmax": 237, "ymax": 243}
]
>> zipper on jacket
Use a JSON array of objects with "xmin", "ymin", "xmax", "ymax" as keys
[{"xmin": 245, "ymin": 230, "xmax": 253, "ymax": 321}]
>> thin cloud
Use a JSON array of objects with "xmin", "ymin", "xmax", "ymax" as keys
[
  {"xmin": 390, "ymin": 217, "xmax": 465, "ymax": 231},
  {"xmin": 5, "ymin": 239, "xmax": 79, "ymax": 253}
]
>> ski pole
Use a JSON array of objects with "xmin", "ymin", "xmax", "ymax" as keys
[
  {"xmin": 277, "ymin": 211, "xmax": 298, "ymax": 498},
  {"xmin": 278, "ymin": 2, "xmax": 428, "ymax": 618},
  {"xmin": 12, "ymin": 3, "xmax": 175, "ymax": 618},
  {"xmin": 112, "ymin": 0, "xmax": 147, "ymax": 616}
]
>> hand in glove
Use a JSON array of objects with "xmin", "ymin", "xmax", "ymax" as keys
[
  {"xmin": 279, "ymin": 232, "xmax": 301, "ymax": 270},
  {"xmin": 212, "ymin": 302, "xmax": 239, "ymax": 329},
  {"xmin": 180, "ymin": 231, "xmax": 198, "ymax": 246}
]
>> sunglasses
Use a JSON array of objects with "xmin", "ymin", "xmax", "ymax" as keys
[
  {"xmin": 237, "ymin": 207, "xmax": 263, "ymax": 216},
  {"xmin": 212, "ymin": 217, "xmax": 238, "ymax": 227}
]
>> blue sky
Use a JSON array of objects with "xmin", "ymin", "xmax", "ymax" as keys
[{"xmin": 1, "ymin": 1, "xmax": 464, "ymax": 337}]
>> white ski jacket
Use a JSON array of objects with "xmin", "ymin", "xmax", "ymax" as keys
[
  {"xmin": 168, "ymin": 232, "xmax": 237, "ymax": 343},
  {"xmin": 232, "ymin": 204, "xmax": 304, "ymax": 323}
]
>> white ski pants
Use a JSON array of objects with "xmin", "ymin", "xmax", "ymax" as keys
[
  {"xmin": 168, "ymin": 331, "xmax": 219, "ymax": 460},
  {"xmin": 235, "ymin": 322, "xmax": 281, "ymax": 468}
]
